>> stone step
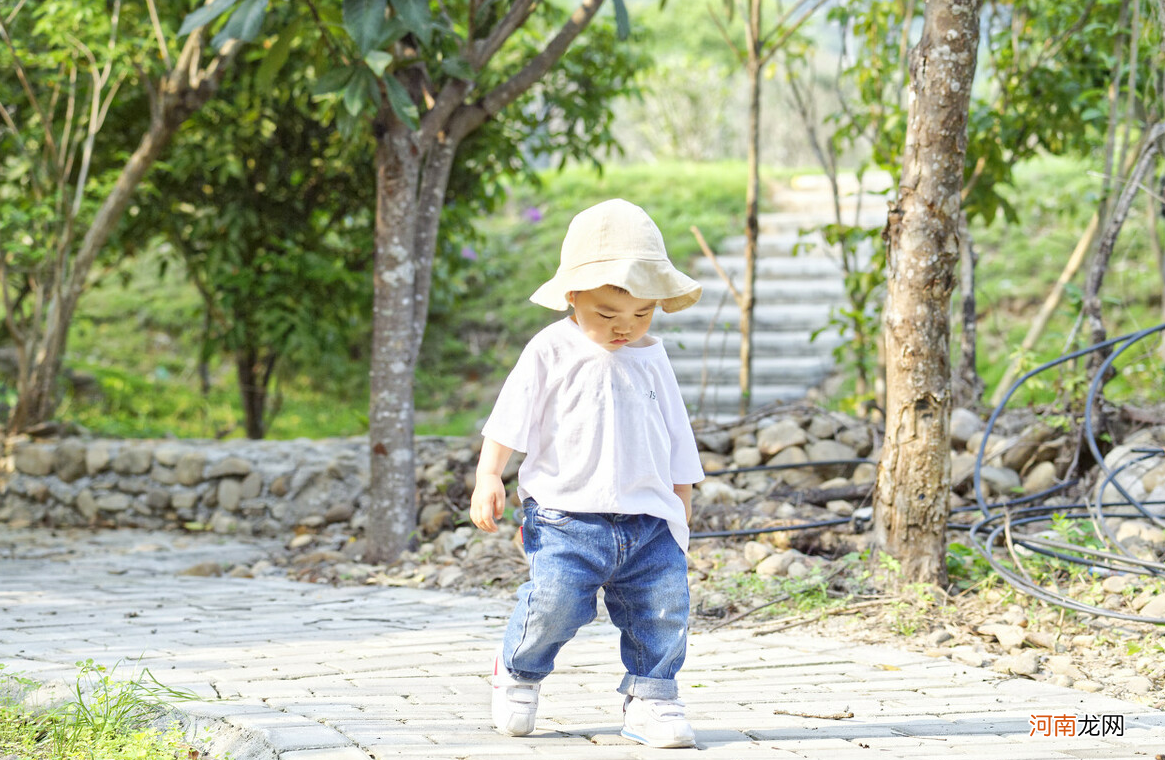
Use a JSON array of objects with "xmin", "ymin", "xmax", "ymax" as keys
[
  {"xmin": 693, "ymin": 276, "xmax": 846, "ymax": 305},
  {"xmin": 679, "ymin": 382, "xmax": 810, "ymax": 413},
  {"xmin": 659, "ymin": 302, "xmax": 835, "ymax": 332},
  {"xmin": 757, "ymin": 209, "xmax": 888, "ymax": 234},
  {"xmin": 657, "ymin": 328, "xmax": 844, "ymax": 358},
  {"xmin": 692, "ymin": 255, "xmax": 845, "ymax": 280},
  {"xmin": 670, "ymin": 355, "xmax": 832, "ymax": 385},
  {"xmin": 717, "ymin": 231, "xmax": 830, "ymax": 257}
]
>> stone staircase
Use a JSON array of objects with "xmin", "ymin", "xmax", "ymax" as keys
[{"xmin": 656, "ymin": 173, "xmax": 892, "ymax": 421}]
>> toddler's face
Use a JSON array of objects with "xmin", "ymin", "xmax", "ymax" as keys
[{"xmin": 568, "ymin": 285, "xmax": 657, "ymax": 351}]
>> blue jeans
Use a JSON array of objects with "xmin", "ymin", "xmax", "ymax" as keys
[{"xmin": 501, "ymin": 499, "xmax": 690, "ymax": 700}]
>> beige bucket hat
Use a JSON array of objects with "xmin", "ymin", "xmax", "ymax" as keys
[{"xmin": 529, "ymin": 199, "xmax": 702, "ymax": 313}]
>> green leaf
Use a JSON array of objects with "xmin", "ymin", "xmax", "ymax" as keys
[
  {"xmin": 312, "ymin": 65, "xmax": 356, "ymax": 96},
  {"xmin": 343, "ymin": 70, "xmax": 380, "ymax": 117},
  {"xmin": 439, "ymin": 55, "xmax": 475, "ymax": 80},
  {"xmin": 612, "ymin": 0, "xmax": 630, "ymax": 41},
  {"xmin": 343, "ymin": 0, "xmax": 388, "ymax": 56},
  {"xmin": 382, "ymin": 74, "xmax": 419, "ymax": 129},
  {"xmin": 255, "ymin": 21, "xmax": 300, "ymax": 91},
  {"xmin": 389, "ymin": 0, "xmax": 433, "ymax": 47},
  {"xmin": 343, "ymin": 76, "xmax": 367, "ymax": 117},
  {"xmin": 178, "ymin": 0, "xmax": 240, "ymax": 37},
  {"xmin": 376, "ymin": 17, "xmax": 410, "ymax": 48},
  {"xmin": 364, "ymin": 50, "xmax": 393, "ymax": 77},
  {"xmin": 211, "ymin": 0, "xmax": 268, "ymax": 48}
]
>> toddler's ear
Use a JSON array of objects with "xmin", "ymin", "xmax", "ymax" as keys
[{"xmin": 566, "ymin": 291, "xmax": 577, "ymax": 307}]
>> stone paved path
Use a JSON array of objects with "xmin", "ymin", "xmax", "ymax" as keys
[{"xmin": 1, "ymin": 528, "xmax": 1163, "ymax": 760}]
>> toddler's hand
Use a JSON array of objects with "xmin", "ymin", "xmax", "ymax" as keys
[{"xmin": 471, "ymin": 474, "xmax": 506, "ymax": 533}]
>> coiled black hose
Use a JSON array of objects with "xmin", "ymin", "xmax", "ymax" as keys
[{"xmin": 690, "ymin": 322, "xmax": 1165, "ymax": 623}]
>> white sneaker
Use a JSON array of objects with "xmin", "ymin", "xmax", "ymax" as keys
[
  {"xmin": 621, "ymin": 695, "xmax": 696, "ymax": 748},
  {"xmin": 491, "ymin": 653, "xmax": 540, "ymax": 736}
]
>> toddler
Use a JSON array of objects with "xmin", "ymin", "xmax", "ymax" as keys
[{"xmin": 470, "ymin": 198, "xmax": 704, "ymax": 748}]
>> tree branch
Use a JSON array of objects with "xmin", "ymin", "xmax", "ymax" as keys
[
  {"xmin": 468, "ymin": 0, "xmax": 538, "ymax": 70},
  {"xmin": 691, "ymin": 225, "xmax": 742, "ymax": 306},
  {"xmin": 452, "ymin": 0, "xmax": 604, "ymax": 140},
  {"xmin": 145, "ymin": 0, "xmax": 172, "ymax": 69}
]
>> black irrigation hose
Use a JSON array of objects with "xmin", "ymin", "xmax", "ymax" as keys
[
  {"xmin": 689, "ymin": 322, "xmax": 1165, "ymax": 623},
  {"xmin": 968, "ymin": 322, "xmax": 1165, "ymax": 623}
]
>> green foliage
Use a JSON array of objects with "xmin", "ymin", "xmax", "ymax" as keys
[
  {"xmin": 969, "ymin": 155, "xmax": 1165, "ymax": 406},
  {"xmin": 946, "ymin": 540, "xmax": 1001, "ymax": 594},
  {"xmin": 135, "ymin": 11, "xmax": 375, "ymax": 437},
  {"xmin": 0, "ymin": 660, "xmax": 199, "ymax": 760}
]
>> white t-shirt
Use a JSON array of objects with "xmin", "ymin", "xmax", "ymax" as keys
[{"xmin": 482, "ymin": 317, "xmax": 704, "ymax": 551}]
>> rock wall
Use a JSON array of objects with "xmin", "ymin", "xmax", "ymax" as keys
[
  {"xmin": 1, "ymin": 436, "xmax": 476, "ymax": 538},
  {"xmin": 4, "ymin": 411, "xmax": 1162, "ymax": 545}
]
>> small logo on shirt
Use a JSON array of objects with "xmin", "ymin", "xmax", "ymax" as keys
[{"xmin": 645, "ymin": 390, "xmax": 656, "ymax": 400}]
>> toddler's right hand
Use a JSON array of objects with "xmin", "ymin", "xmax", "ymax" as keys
[{"xmin": 470, "ymin": 474, "xmax": 506, "ymax": 533}]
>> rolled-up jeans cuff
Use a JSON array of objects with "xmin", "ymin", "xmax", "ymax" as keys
[{"xmin": 619, "ymin": 673, "xmax": 678, "ymax": 700}]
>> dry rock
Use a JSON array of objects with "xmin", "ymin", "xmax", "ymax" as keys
[
  {"xmin": 733, "ymin": 447, "xmax": 763, "ymax": 469},
  {"xmin": 325, "ymin": 502, "xmax": 355, "ymax": 525},
  {"xmin": 807, "ymin": 415, "xmax": 841, "ymax": 439},
  {"xmin": 696, "ymin": 430, "xmax": 733, "ymax": 455},
  {"xmin": 951, "ymin": 646, "xmax": 986, "ymax": 668},
  {"xmin": 287, "ymin": 533, "xmax": 314, "ymax": 550},
  {"xmin": 826, "ymin": 500, "xmax": 854, "ymax": 517},
  {"xmin": 993, "ymin": 650, "xmax": 1041, "ymax": 676},
  {"xmin": 1045, "ymin": 655, "xmax": 1085, "ymax": 680},
  {"xmin": 757, "ymin": 419, "xmax": 807, "ymax": 457},
  {"xmin": 53, "ymin": 440, "xmax": 88, "ymax": 483},
  {"xmin": 977, "ymin": 623, "xmax": 1026, "ymax": 650},
  {"xmin": 86, "ymin": 442, "xmax": 112, "ymax": 475},
  {"xmin": 176, "ymin": 452, "xmax": 206, "ymax": 486},
  {"xmin": 767, "ymin": 446, "xmax": 819, "ymax": 488},
  {"xmin": 207, "ymin": 457, "xmax": 252, "ymax": 478},
  {"xmin": 743, "ymin": 541, "xmax": 772, "ymax": 565},
  {"xmin": 805, "ymin": 440, "xmax": 859, "ymax": 478},
  {"xmin": 14, "ymin": 445, "xmax": 54, "ymax": 476},
  {"xmin": 755, "ymin": 549, "xmax": 804, "ymax": 577},
  {"xmin": 113, "ymin": 446, "xmax": 152, "ymax": 475},
  {"xmin": 979, "ymin": 466, "xmax": 1021, "ymax": 496},
  {"xmin": 1022, "ymin": 461, "xmax": 1058, "ymax": 495},
  {"xmin": 1138, "ymin": 594, "xmax": 1165, "ymax": 619},
  {"xmin": 950, "ymin": 408, "xmax": 984, "ymax": 447},
  {"xmin": 178, "ymin": 561, "xmax": 223, "ymax": 577},
  {"xmin": 1024, "ymin": 631, "xmax": 1057, "ymax": 650},
  {"xmin": 835, "ymin": 426, "xmax": 872, "ymax": 456}
]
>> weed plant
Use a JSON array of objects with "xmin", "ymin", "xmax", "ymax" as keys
[{"xmin": 0, "ymin": 660, "xmax": 202, "ymax": 760}]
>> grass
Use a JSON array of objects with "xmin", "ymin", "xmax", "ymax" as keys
[
  {"xmin": 0, "ymin": 659, "xmax": 203, "ymax": 760},
  {"xmin": 967, "ymin": 154, "xmax": 1165, "ymax": 408}
]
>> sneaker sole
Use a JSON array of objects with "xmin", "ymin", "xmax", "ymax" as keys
[{"xmin": 620, "ymin": 728, "xmax": 695, "ymax": 749}]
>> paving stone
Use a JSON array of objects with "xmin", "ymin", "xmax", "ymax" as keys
[
  {"xmin": 3, "ymin": 526, "xmax": 1163, "ymax": 760},
  {"xmin": 281, "ymin": 749, "xmax": 373, "ymax": 760}
]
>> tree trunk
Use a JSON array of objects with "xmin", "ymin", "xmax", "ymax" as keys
[
  {"xmin": 951, "ymin": 211, "xmax": 984, "ymax": 408},
  {"xmin": 740, "ymin": 0, "xmax": 762, "ymax": 418},
  {"xmin": 5, "ymin": 34, "xmax": 237, "ymax": 435},
  {"xmin": 236, "ymin": 345, "xmax": 277, "ymax": 440},
  {"xmin": 1153, "ymin": 172, "xmax": 1165, "ymax": 361},
  {"xmin": 360, "ymin": 0, "xmax": 606, "ymax": 565},
  {"xmin": 873, "ymin": 0, "xmax": 982, "ymax": 587},
  {"xmin": 1082, "ymin": 124, "xmax": 1165, "ymax": 376},
  {"xmin": 6, "ymin": 119, "xmax": 179, "ymax": 434},
  {"xmin": 365, "ymin": 120, "xmax": 423, "ymax": 564}
]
